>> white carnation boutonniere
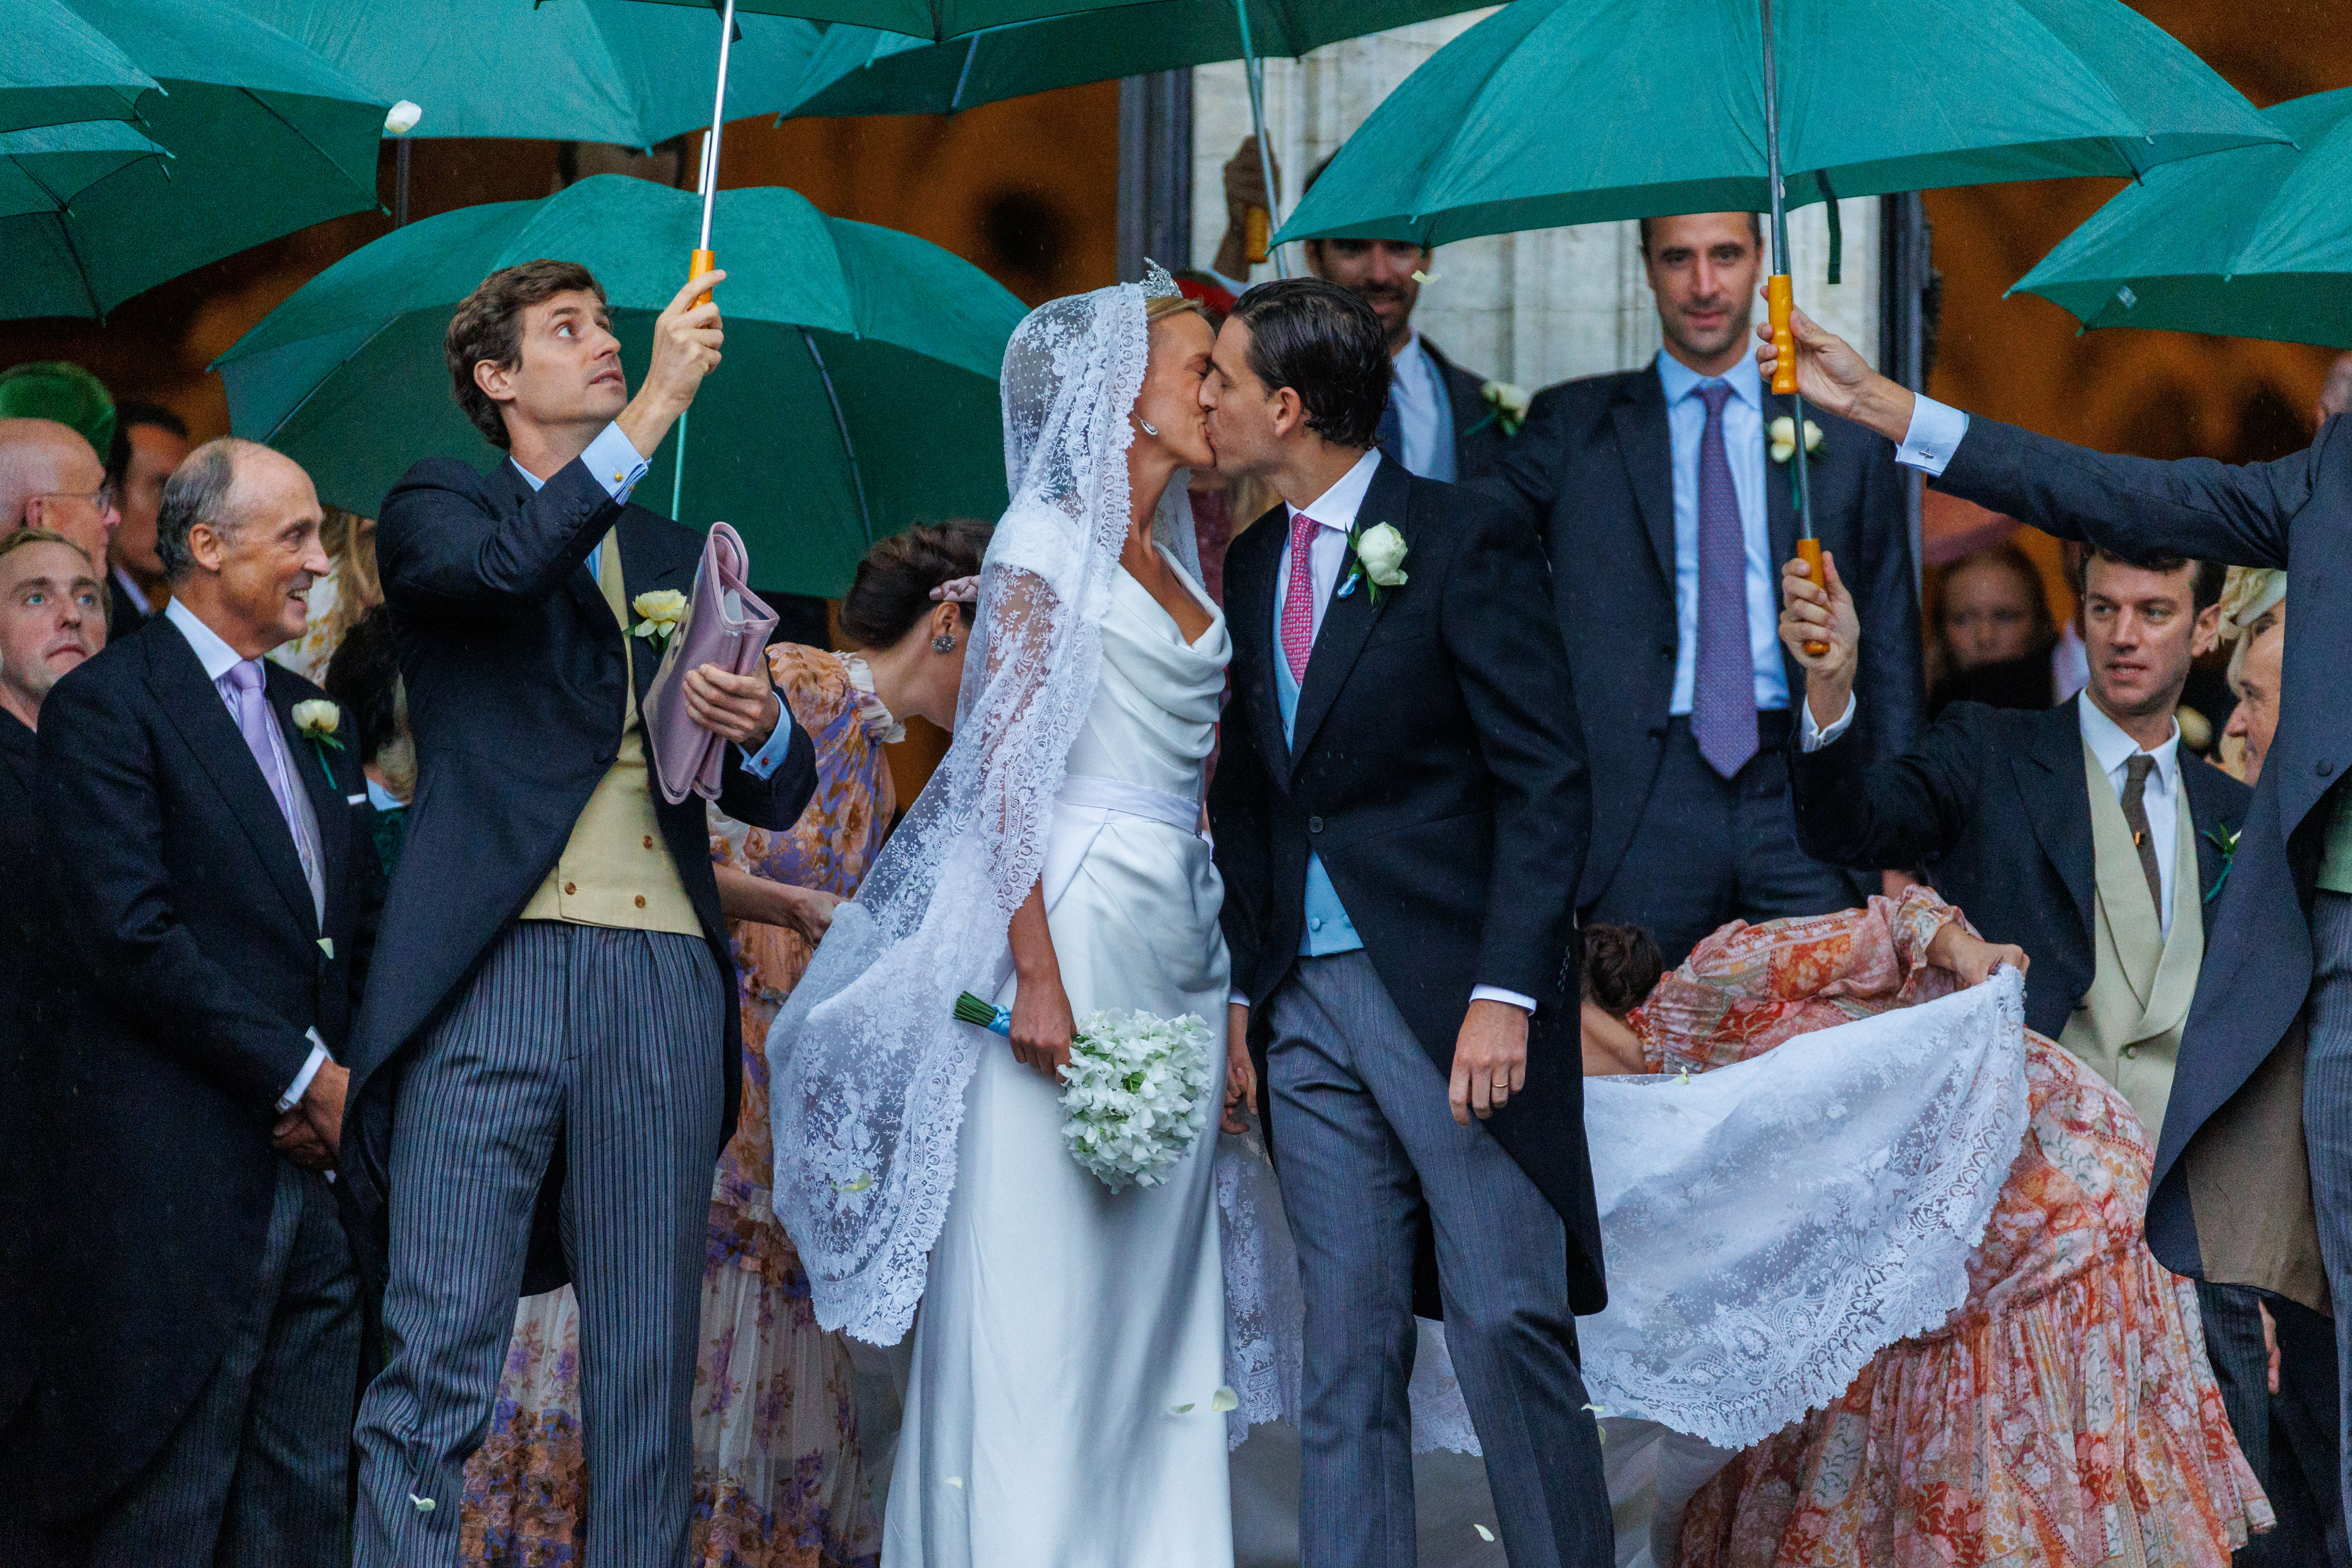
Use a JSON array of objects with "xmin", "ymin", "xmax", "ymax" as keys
[
  {"xmin": 1337, "ymin": 521, "xmax": 1409, "ymax": 605},
  {"xmin": 1769, "ymin": 415, "xmax": 1824, "ymax": 464},
  {"xmin": 290, "ymin": 699, "xmax": 345, "ymax": 775},
  {"xmin": 631, "ymin": 589, "xmax": 688, "ymax": 650},
  {"xmin": 1479, "ymin": 379, "xmax": 1531, "ymax": 438}
]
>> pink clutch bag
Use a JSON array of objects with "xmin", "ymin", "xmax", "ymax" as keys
[{"xmin": 645, "ymin": 520, "xmax": 780, "ymax": 806}]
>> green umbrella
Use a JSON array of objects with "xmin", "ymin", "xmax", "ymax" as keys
[
  {"xmin": 213, "ymin": 173, "xmax": 1026, "ymax": 597},
  {"xmin": 1, "ymin": 118, "xmax": 167, "ymax": 217},
  {"xmin": 627, "ymin": 0, "xmax": 1155, "ymax": 37},
  {"xmin": 7, "ymin": 0, "xmax": 387, "ymax": 320},
  {"xmin": 1273, "ymin": 0, "xmax": 2284, "ymax": 590},
  {"xmin": 2012, "ymin": 88, "xmax": 2352, "ymax": 349},
  {"xmin": 0, "ymin": 0, "xmax": 156, "ymax": 132}
]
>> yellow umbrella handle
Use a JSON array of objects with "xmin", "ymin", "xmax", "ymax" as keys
[
  {"xmin": 1795, "ymin": 535, "xmax": 1829, "ymax": 656},
  {"xmin": 1244, "ymin": 207, "xmax": 1271, "ymax": 265},
  {"xmin": 1767, "ymin": 274, "xmax": 1796, "ymax": 395},
  {"xmin": 690, "ymin": 248, "xmax": 717, "ymax": 309}
]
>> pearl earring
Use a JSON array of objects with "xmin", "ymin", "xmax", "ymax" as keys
[{"xmin": 932, "ymin": 632, "xmax": 957, "ymax": 654}]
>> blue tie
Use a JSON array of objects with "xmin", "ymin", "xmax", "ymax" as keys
[
  {"xmin": 1376, "ymin": 391, "xmax": 1404, "ymax": 471},
  {"xmin": 1691, "ymin": 382, "xmax": 1758, "ymax": 779}
]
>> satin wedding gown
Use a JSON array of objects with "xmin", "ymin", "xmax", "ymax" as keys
[{"xmin": 885, "ymin": 551, "xmax": 1236, "ymax": 1567}]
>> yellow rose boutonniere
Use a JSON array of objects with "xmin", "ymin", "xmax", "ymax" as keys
[
  {"xmin": 1769, "ymin": 415, "xmax": 1824, "ymax": 464},
  {"xmin": 631, "ymin": 589, "xmax": 688, "ymax": 650}
]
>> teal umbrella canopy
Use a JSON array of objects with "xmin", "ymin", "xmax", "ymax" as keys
[
  {"xmin": 777, "ymin": 0, "xmax": 1490, "ymax": 118},
  {"xmin": 2013, "ymin": 88, "xmax": 2352, "ymax": 349},
  {"xmin": 1276, "ymin": 0, "xmax": 2285, "ymax": 250},
  {"xmin": 0, "ymin": 0, "xmax": 157, "ymax": 131},
  {"xmin": 222, "ymin": 0, "xmax": 831, "ymax": 146},
  {"xmin": 215, "ymin": 174, "xmax": 1026, "ymax": 596},
  {"xmin": 7, "ymin": 0, "xmax": 387, "ymax": 320},
  {"xmin": 0, "ymin": 119, "xmax": 167, "ymax": 217},
  {"xmin": 625, "ymin": 0, "xmax": 1153, "ymax": 42}
]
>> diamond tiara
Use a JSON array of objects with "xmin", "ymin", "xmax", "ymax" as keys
[{"xmin": 1141, "ymin": 256, "xmax": 1181, "ymax": 299}]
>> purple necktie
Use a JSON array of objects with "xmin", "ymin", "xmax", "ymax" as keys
[
  {"xmin": 223, "ymin": 659, "xmax": 323, "ymax": 914},
  {"xmin": 1691, "ymin": 381, "xmax": 1758, "ymax": 779}
]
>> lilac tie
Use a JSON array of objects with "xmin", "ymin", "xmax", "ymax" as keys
[
  {"xmin": 224, "ymin": 659, "xmax": 322, "ymax": 912},
  {"xmin": 1690, "ymin": 381, "xmax": 1758, "ymax": 779}
]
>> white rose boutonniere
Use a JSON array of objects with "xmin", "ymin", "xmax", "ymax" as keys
[
  {"xmin": 1336, "ymin": 521, "xmax": 1409, "ymax": 605},
  {"xmin": 631, "ymin": 589, "xmax": 688, "ymax": 650},
  {"xmin": 1480, "ymin": 379, "xmax": 1531, "ymax": 438},
  {"xmin": 290, "ymin": 699, "xmax": 345, "ymax": 774},
  {"xmin": 1769, "ymin": 415, "xmax": 1824, "ymax": 464}
]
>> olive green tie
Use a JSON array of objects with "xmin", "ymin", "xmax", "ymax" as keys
[{"xmin": 2120, "ymin": 754, "xmax": 2165, "ymax": 919}]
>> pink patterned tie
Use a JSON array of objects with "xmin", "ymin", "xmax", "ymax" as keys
[{"xmin": 1280, "ymin": 508, "xmax": 1321, "ymax": 684}]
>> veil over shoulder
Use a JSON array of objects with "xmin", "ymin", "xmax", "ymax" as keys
[{"xmin": 765, "ymin": 281, "xmax": 1201, "ymax": 1345}]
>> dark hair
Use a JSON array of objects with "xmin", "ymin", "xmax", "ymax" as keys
[
  {"xmin": 1581, "ymin": 924, "xmax": 1664, "ymax": 1018},
  {"xmin": 104, "ymin": 400, "xmax": 190, "ymax": 486},
  {"xmin": 324, "ymin": 604, "xmax": 405, "ymax": 766},
  {"xmin": 1637, "ymin": 212, "xmax": 1765, "ymax": 256},
  {"xmin": 837, "ymin": 520, "xmax": 992, "ymax": 649},
  {"xmin": 445, "ymin": 259, "xmax": 606, "ymax": 450},
  {"xmin": 1936, "ymin": 541, "xmax": 2057, "ymax": 645},
  {"xmin": 2072, "ymin": 543, "xmax": 2224, "ymax": 614},
  {"xmin": 155, "ymin": 437, "xmax": 250, "ymax": 581},
  {"xmin": 1228, "ymin": 278, "xmax": 1390, "ymax": 450}
]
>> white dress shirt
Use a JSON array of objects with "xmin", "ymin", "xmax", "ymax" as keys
[
  {"xmin": 1389, "ymin": 331, "xmax": 1456, "ymax": 483},
  {"xmin": 2079, "ymin": 697, "xmax": 2184, "ymax": 938},
  {"xmin": 1657, "ymin": 351, "xmax": 1790, "ymax": 714},
  {"xmin": 1893, "ymin": 394, "xmax": 1972, "ymax": 476},
  {"xmin": 164, "ymin": 598, "xmax": 334, "ymax": 1112},
  {"xmin": 1252, "ymin": 449, "xmax": 1535, "ymax": 1015}
]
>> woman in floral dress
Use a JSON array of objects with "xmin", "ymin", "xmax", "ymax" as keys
[
  {"xmin": 459, "ymin": 522, "xmax": 987, "ymax": 1568},
  {"xmin": 1579, "ymin": 886, "xmax": 2271, "ymax": 1568}
]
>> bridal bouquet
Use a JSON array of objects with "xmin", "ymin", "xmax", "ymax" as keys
[{"xmin": 953, "ymin": 993, "xmax": 1216, "ymax": 1192}]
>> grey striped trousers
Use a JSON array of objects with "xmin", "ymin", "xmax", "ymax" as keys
[{"xmin": 352, "ymin": 921, "xmax": 725, "ymax": 1568}]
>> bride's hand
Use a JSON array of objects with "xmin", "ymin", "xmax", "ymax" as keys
[
  {"xmin": 1222, "ymin": 1002, "xmax": 1257, "ymax": 1134},
  {"xmin": 1008, "ymin": 968, "xmax": 1076, "ymax": 1081},
  {"xmin": 1926, "ymin": 916, "xmax": 2029, "ymax": 987}
]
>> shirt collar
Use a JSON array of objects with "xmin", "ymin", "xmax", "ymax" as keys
[
  {"xmin": 1656, "ymin": 347, "xmax": 1764, "ymax": 412},
  {"xmin": 1286, "ymin": 448, "xmax": 1385, "ymax": 536},
  {"xmin": 365, "ymin": 775, "xmax": 405, "ymax": 812},
  {"xmin": 510, "ymin": 455, "xmax": 547, "ymax": 493},
  {"xmin": 2078, "ymin": 693, "xmax": 2181, "ymax": 792},
  {"xmin": 163, "ymin": 596, "xmax": 248, "ymax": 684}
]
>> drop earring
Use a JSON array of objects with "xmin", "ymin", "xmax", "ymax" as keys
[
  {"xmin": 1138, "ymin": 418, "xmax": 1159, "ymax": 436},
  {"xmin": 932, "ymin": 631, "xmax": 957, "ymax": 654}
]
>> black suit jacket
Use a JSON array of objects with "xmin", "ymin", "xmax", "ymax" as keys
[
  {"xmin": 1790, "ymin": 695, "xmax": 2250, "ymax": 1041},
  {"xmin": 104, "ymin": 574, "xmax": 148, "ymax": 640},
  {"xmin": 343, "ymin": 455, "xmax": 817, "ymax": 1295},
  {"xmin": 1929, "ymin": 413, "xmax": 2351, "ymax": 1277},
  {"xmin": 1207, "ymin": 456, "xmax": 1604, "ymax": 1313},
  {"xmin": 0, "ymin": 714, "xmax": 44, "ymax": 1434},
  {"xmin": 22, "ymin": 619, "xmax": 383, "ymax": 1514},
  {"xmin": 1480, "ymin": 364, "xmax": 1924, "ymax": 906},
  {"xmin": 1419, "ymin": 336, "xmax": 1510, "ymax": 484}
]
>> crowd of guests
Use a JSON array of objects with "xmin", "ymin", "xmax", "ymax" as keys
[{"xmin": 1, "ymin": 145, "xmax": 2351, "ymax": 1568}]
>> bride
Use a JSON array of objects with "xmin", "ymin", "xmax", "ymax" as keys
[{"xmin": 766, "ymin": 271, "xmax": 1250, "ymax": 1564}]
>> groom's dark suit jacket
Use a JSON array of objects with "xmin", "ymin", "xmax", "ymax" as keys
[
  {"xmin": 21, "ymin": 622, "xmax": 381, "ymax": 1515},
  {"xmin": 1790, "ymin": 695, "xmax": 2248, "ymax": 1042},
  {"xmin": 1209, "ymin": 456, "xmax": 1605, "ymax": 1313},
  {"xmin": 342, "ymin": 454, "xmax": 816, "ymax": 1295}
]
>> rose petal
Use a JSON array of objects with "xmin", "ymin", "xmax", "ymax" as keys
[
  {"xmin": 1210, "ymin": 1386, "xmax": 1239, "ymax": 1413},
  {"xmin": 1475, "ymin": 1523, "xmax": 1495, "ymax": 1542}
]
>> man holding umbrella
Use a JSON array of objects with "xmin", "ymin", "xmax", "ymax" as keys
[
  {"xmin": 1765, "ymin": 305, "xmax": 2352, "ymax": 1532},
  {"xmin": 344, "ymin": 262, "xmax": 818, "ymax": 1567}
]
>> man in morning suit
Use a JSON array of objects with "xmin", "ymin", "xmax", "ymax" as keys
[
  {"xmin": 24, "ymin": 440, "xmax": 378, "ymax": 1564},
  {"xmin": 0, "ymin": 528, "xmax": 105, "ymax": 1487},
  {"xmin": 1206, "ymin": 140, "xmax": 1515, "ymax": 483},
  {"xmin": 345, "ymin": 261, "xmax": 817, "ymax": 1568},
  {"xmin": 1766, "ymin": 302, "xmax": 2352, "ymax": 1539},
  {"xmin": 1481, "ymin": 212, "xmax": 1923, "ymax": 964},
  {"xmin": 103, "ymin": 401, "xmax": 192, "ymax": 634},
  {"xmin": 1204, "ymin": 277, "xmax": 1608, "ymax": 1568}
]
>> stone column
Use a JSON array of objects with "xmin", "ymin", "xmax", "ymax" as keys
[{"xmin": 1191, "ymin": 15, "xmax": 1880, "ymax": 393}]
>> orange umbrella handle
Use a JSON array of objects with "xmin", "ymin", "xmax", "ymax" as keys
[
  {"xmin": 1767, "ymin": 274, "xmax": 1796, "ymax": 395},
  {"xmin": 1795, "ymin": 535, "xmax": 1829, "ymax": 656},
  {"xmin": 1244, "ymin": 206, "xmax": 1271, "ymax": 265},
  {"xmin": 690, "ymin": 248, "xmax": 717, "ymax": 309}
]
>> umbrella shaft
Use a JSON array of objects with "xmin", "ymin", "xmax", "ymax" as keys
[
  {"xmin": 394, "ymin": 138, "xmax": 410, "ymax": 228},
  {"xmin": 1758, "ymin": 0, "xmax": 1788, "ymax": 263},
  {"xmin": 1233, "ymin": 0, "xmax": 1289, "ymax": 281},
  {"xmin": 700, "ymin": 0, "xmax": 738, "ymax": 251}
]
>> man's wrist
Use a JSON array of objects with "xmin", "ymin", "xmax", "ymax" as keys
[{"xmin": 1852, "ymin": 375, "xmax": 1918, "ymax": 445}]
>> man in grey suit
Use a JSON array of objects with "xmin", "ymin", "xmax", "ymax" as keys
[{"xmin": 1764, "ymin": 302, "xmax": 2352, "ymax": 1537}]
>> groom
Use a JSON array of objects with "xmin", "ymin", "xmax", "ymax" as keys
[{"xmin": 1204, "ymin": 278, "xmax": 1610, "ymax": 1568}]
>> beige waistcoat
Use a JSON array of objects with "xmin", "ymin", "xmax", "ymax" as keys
[
  {"xmin": 2057, "ymin": 739, "xmax": 2202, "ymax": 1138},
  {"xmin": 518, "ymin": 529, "xmax": 699, "ymax": 936}
]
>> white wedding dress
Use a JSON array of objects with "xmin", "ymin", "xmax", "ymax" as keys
[{"xmin": 884, "ymin": 554, "xmax": 1237, "ymax": 1566}]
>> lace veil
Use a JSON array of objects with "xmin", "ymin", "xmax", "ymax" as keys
[{"xmin": 767, "ymin": 277, "xmax": 1200, "ymax": 1344}]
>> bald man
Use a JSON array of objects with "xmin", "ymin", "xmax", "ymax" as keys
[{"xmin": 0, "ymin": 418, "xmax": 120, "ymax": 578}]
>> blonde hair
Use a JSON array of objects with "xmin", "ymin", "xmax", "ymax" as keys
[
  {"xmin": 316, "ymin": 507, "xmax": 382, "ymax": 652},
  {"xmin": 1145, "ymin": 293, "xmax": 1211, "ymax": 329},
  {"xmin": 0, "ymin": 524, "xmax": 91, "ymax": 570}
]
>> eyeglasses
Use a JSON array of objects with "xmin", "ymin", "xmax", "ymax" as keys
[{"xmin": 32, "ymin": 483, "xmax": 114, "ymax": 513}]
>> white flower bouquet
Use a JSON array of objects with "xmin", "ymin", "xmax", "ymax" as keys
[{"xmin": 953, "ymin": 992, "xmax": 1216, "ymax": 1192}]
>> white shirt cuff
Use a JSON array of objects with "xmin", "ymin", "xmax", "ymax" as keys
[
  {"xmin": 1470, "ymin": 985, "xmax": 1536, "ymax": 1013},
  {"xmin": 1228, "ymin": 991, "xmax": 1250, "ymax": 1009},
  {"xmin": 1799, "ymin": 693, "xmax": 1859, "ymax": 751},
  {"xmin": 736, "ymin": 700, "xmax": 795, "ymax": 779},
  {"xmin": 1895, "ymin": 395, "xmax": 1969, "ymax": 476},
  {"xmin": 583, "ymin": 421, "xmax": 652, "ymax": 505},
  {"xmin": 278, "ymin": 1031, "xmax": 331, "ymax": 1113}
]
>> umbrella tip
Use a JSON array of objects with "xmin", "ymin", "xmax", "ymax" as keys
[{"xmin": 385, "ymin": 101, "xmax": 422, "ymax": 136}]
